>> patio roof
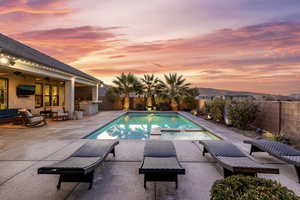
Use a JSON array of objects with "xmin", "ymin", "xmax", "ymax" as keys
[{"xmin": 0, "ymin": 33, "xmax": 99, "ymax": 83}]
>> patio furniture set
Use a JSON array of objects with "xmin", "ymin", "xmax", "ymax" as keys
[
  {"xmin": 37, "ymin": 139, "xmax": 300, "ymax": 190},
  {"xmin": 0, "ymin": 107, "xmax": 70, "ymax": 127}
]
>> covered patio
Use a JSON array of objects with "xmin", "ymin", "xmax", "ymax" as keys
[{"xmin": 0, "ymin": 33, "xmax": 101, "ymax": 118}]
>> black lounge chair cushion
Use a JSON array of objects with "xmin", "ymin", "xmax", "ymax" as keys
[
  {"xmin": 140, "ymin": 141, "xmax": 185, "ymax": 175},
  {"xmin": 144, "ymin": 140, "xmax": 176, "ymax": 157},
  {"xmin": 71, "ymin": 140, "xmax": 118, "ymax": 157},
  {"xmin": 201, "ymin": 140, "xmax": 246, "ymax": 157},
  {"xmin": 217, "ymin": 157, "xmax": 278, "ymax": 173},
  {"xmin": 38, "ymin": 140, "xmax": 119, "ymax": 175},
  {"xmin": 245, "ymin": 140, "xmax": 300, "ymax": 157},
  {"xmin": 282, "ymin": 156, "xmax": 300, "ymax": 163},
  {"xmin": 140, "ymin": 157, "xmax": 185, "ymax": 174}
]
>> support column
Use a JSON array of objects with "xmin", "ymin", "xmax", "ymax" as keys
[
  {"xmin": 65, "ymin": 77, "xmax": 75, "ymax": 118},
  {"xmin": 92, "ymin": 84, "xmax": 99, "ymax": 102}
]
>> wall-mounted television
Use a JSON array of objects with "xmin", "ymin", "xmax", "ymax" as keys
[{"xmin": 17, "ymin": 85, "xmax": 35, "ymax": 96}]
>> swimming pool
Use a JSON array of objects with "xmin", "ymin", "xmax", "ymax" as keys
[{"xmin": 86, "ymin": 112, "xmax": 220, "ymax": 140}]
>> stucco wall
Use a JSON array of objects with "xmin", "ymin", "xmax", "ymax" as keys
[
  {"xmin": 280, "ymin": 102, "xmax": 300, "ymax": 141},
  {"xmin": 1, "ymin": 74, "xmax": 67, "ymax": 114},
  {"xmin": 5, "ymin": 74, "xmax": 35, "ymax": 111},
  {"xmin": 251, "ymin": 101, "xmax": 300, "ymax": 142},
  {"xmin": 254, "ymin": 101, "xmax": 281, "ymax": 134}
]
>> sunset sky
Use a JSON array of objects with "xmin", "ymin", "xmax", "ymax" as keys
[{"xmin": 1, "ymin": 0, "xmax": 300, "ymax": 95}]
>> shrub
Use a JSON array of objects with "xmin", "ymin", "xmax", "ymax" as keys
[
  {"xmin": 105, "ymin": 87, "xmax": 118, "ymax": 104},
  {"xmin": 135, "ymin": 103, "xmax": 145, "ymax": 110},
  {"xmin": 157, "ymin": 102, "xmax": 171, "ymax": 111},
  {"xmin": 227, "ymin": 100, "xmax": 259, "ymax": 129},
  {"xmin": 211, "ymin": 99, "xmax": 225, "ymax": 122},
  {"xmin": 204, "ymin": 101, "xmax": 213, "ymax": 116},
  {"xmin": 204, "ymin": 99, "xmax": 225, "ymax": 122},
  {"xmin": 210, "ymin": 175, "xmax": 300, "ymax": 200},
  {"xmin": 181, "ymin": 96, "xmax": 197, "ymax": 111}
]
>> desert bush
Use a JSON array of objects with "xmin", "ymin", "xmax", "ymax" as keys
[
  {"xmin": 204, "ymin": 99, "xmax": 225, "ymax": 122},
  {"xmin": 210, "ymin": 175, "xmax": 300, "ymax": 200},
  {"xmin": 204, "ymin": 101, "xmax": 213, "ymax": 116},
  {"xmin": 227, "ymin": 100, "xmax": 259, "ymax": 129}
]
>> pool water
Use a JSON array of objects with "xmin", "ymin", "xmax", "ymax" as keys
[{"xmin": 86, "ymin": 113, "xmax": 219, "ymax": 140}]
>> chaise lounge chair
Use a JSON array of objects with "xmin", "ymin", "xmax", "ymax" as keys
[
  {"xmin": 139, "ymin": 141, "xmax": 185, "ymax": 189},
  {"xmin": 199, "ymin": 140, "xmax": 279, "ymax": 177},
  {"xmin": 19, "ymin": 109, "xmax": 47, "ymax": 127},
  {"xmin": 244, "ymin": 139, "xmax": 300, "ymax": 183},
  {"xmin": 38, "ymin": 140, "xmax": 119, "ymax": 189}
]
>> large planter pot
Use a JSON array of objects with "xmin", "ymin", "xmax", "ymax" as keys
[
  {"xmin": 171, "ymin": 100, "xmax": 178, "ymax": 111},
  {"xmin": 123, "ymin": 96, "xmax": 130, "ymax": 110},
  {"xmin": 74, "ymin": 111, "xmax": 83, "ymax": 120}
]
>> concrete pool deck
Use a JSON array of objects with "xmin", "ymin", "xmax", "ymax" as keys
[{"xmin": 0, "ymin": 111, "xmax": 299, "ymax": 200}]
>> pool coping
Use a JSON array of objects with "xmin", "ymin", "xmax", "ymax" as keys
[{"xmin": 82, "ymin": 111, "xmax": 223, "ymax": 140}]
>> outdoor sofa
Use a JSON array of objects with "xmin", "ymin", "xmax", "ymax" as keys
[
  {"xmin": 38, "ymin": 140, "xmax": 119, "ymax": 189},
  {"xmin": 199, "ymin": 140, "xmax": 279, "ymax": 177},
  {"xmin": 244, "ymin": 139, "xmax": 300, "ymax": 183},
  {"xmin": 139, "ymin": 140, "xmax": 185, "ymax": 189},
  {"xmin": 0, "ymin": 109, "xmax": 19, "ymax": 123},
  {"xmin": 51, "ymin": 107, "xmax": 69, "ymax": 121}
]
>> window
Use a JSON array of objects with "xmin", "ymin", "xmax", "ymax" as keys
[
  {"xmin": 35, "ymin": 83, "xmax": 43, "ymax": 108},
  {"xmin": 43, "ymin": 84, "xmax": 60, "ymax": 107},
  {"xmin": 51, "ymin": 86, "xmax": 59, "ymax": 106},
  {"xmin": 0, "ymin": 78, "xmax": 8, "ymax": 110},
  {"xmin": 44, "ymin": 84, "xmax": 51, "ymax": 106}
]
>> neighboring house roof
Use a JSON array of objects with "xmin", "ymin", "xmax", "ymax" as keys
[
  {"xmin": 195, "ymin": 94, "xmax": 251, "ymax": 100},
  {"xmin": 0, "ymin": 33, "xmax": 99, "ymax": 82}
]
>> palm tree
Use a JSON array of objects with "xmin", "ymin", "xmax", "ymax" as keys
[
  {"xmin": 112, "ymin": 73, "xmax": 142, "ymax": 110},
  {"xmin": 141, "ymin": 74, "xmax": 160, "ymax": 110},
  {"xmin": 159, "ymin": 73, "xmax": 191, "ymax": 111}
]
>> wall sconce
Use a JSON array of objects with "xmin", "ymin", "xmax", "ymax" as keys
[
  {"xmin": 0, "ymin": 57, "xmax": 9, "ymax": 65},
  {"xmin": 0, "ymin": 56, "xmax": 15, "ymax": 66}
]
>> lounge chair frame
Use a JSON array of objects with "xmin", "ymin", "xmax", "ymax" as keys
[
  {"xmin": 200, "ymin": 140, "xmax": 279, "ymax": 178},
  {"xmin": 38, "ymin": 141, "xmax": 118, "ymax": 190},
  {"xmin": 139, "ymin": 160, "xmax": 184, "ymax": 188},
  {"xmin": 245, "ymin": 139, "xmax": 300, "ymax": 183},
  {"xmin": 139, "ymin": 141, "xmax": 185, "ymax": 189}
]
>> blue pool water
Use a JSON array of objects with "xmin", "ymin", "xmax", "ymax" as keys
[{"xmin": 86, "ymin": 113, "xmax": 219, "ymax": 140}]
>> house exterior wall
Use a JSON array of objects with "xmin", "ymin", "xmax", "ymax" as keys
[
  {"xmin": 0, "ymin": 73, "xmax": 67, "ymax": 114},
  {"xmin": 4, "ymin": 74, "xmax": 35, "ymax": 111}
]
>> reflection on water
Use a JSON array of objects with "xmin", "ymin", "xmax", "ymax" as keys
[{"xmin": 87, "ymin": 113, "xmax": 217, "ymax": 140}]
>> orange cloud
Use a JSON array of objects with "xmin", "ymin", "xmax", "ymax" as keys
[
  {"xmin": 0, "ymin": 0, "xmax": 72, "ymax": 15},
  {"xmin": 3, "ymin": 20, "xmax": 300, "ymax": 94},
  {"xmin": 12, "ymin": 26, "xmax": 124, "ymax": 62}
]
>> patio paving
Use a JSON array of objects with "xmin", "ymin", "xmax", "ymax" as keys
[{"xmin": 0, "ymin": 111, "xmax": 299, "ymax": 200}]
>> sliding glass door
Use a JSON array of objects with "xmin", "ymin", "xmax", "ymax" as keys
[{"xmin": 0, "ymin": 78, "xmax": 8, "ymax": 110}]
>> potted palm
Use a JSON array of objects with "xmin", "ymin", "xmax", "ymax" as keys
[
  {"xmin": 112, "ymin": 73, "xmax": 142, "ymax": 110},
  {"xmin": 141, "ymin": 74, "xmax": 160, "ymax": 111},
  {"xmin": 158, "ymin": 73, "xmax": 191, "ymax": 111}
]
